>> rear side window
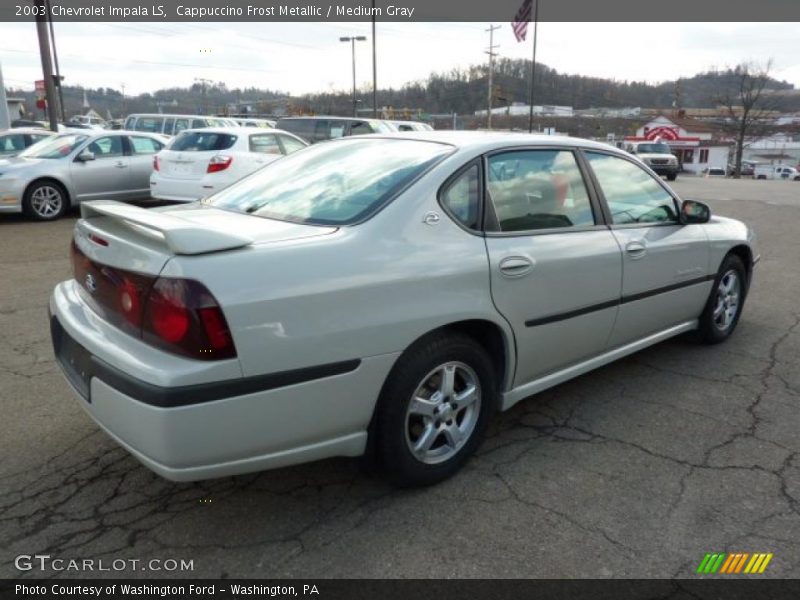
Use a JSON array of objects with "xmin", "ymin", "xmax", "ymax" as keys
[
  {"xmin": 440, "ymin": 164, "xmax": 480, "ymax": 230},
  {"xmin": 585, "ymin": 152, "xmax": 678, "ymax": 224},
  {"xmin": 170, "ymin": 132, "xmax": 237, "ymax": 152},
  {"xmin": 486, "ymin": 150, "xmax": 595, "ymax": 232},
  {"xmin": 134, "ymin": 118, "xmax": 163, "ymax": 133},
  {"xmin": 249, "ymin": 134, "xmax": 281, "ymax": 154},
  {"xmin": 124, "ymin": 117, "xmax": 136, "ymax": 129},
  {"xmin": 130, "ymin": 136, "xmax": 164, "ymax": 155}
]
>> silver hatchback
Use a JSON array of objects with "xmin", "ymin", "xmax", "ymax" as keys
[{"xmin": 0, "ymin": 130, "xmax": 167, "ymax": 220}]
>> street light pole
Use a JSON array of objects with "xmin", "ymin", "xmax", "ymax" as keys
[
  {"xmin": 340, "ymin": 36, "xmax": 366, "ymax": 118},
  {"xmin": 371, "ymin": 0, "xmax": 377, "ymax": 118}
]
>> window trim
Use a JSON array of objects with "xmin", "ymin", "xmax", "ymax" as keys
[
  {"xmin": 436, "ymin": 158, "xmax": 485, "ymax": 235},
  {"xmin": 480, "ymin": 145, "xmax": 607, "ymax": 238},
  {"xmin": 579, "ymin": 148, "xmax": 683, "ymax": 229}
]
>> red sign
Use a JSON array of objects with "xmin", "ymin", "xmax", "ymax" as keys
[
  {"xmin": 35, "ymin": 79, "xmax": 45, "ymax": 92},
  {"xmin": 645, "ymin": 126, "xmax": 680, "ymax": 141},
  {"xmin": 36, "ymin": 98, "xmax": 47, "ymax": 110}
]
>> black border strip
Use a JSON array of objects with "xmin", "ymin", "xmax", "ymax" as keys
[
  {"xmin": 525, "ymin": 275, "xmax": 713, "ymax": 328},
  {"xmin": 51, "ymin": 316, "xmax": 361, "ymax": 408}
]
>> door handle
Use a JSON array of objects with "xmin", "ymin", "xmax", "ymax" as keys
[
  {"xmin": 114, "ymin": 162, "xmax": 127, "ymax": 169},
  {"xmin": 499, "ymin": 256, "xmax": 534, "ymax": 278},
  {"xmin": 625, "ymin": 241, "xmax": 647, "ymax": 259}
]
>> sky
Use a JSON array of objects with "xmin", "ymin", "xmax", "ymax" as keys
[{"xmin": 1, "ymin": 22, "xmax": 799, "ymax": 97}]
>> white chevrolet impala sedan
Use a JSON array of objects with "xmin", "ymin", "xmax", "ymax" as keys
[{"xmin": 50, "ymin": 132, "xmax": 758, "ymax": 486}]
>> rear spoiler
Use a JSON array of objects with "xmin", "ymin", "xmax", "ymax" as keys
[{"xmin": 80, "ymin": 200, "xmax": 253, "ymax": 255}]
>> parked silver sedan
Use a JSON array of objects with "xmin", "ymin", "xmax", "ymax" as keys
[
  {"xmin": 0, "ymin": 130, "xmax": 167, "ymax": 220},
  {"xmin": 49, "ymin": 132, "xmax": 757, "ymax": 486},
  {"xmin": 0, "ymin": 127, "xmax": 56, "ymax": 157}
]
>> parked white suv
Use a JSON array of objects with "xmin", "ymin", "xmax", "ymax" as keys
[
  {"xmin": 150, "ymin": 127, "xmax": 308, "ymax": 202},
  {"xmin": 754, "ymin": 164, "xmax": 800, "ymax": 180}
]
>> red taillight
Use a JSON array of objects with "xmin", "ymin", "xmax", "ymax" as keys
[
  {"xmin": 71, "ymin": 240, "xmax": 235, "ymax": 361},
  {"xmin": 207, "ymin": 155, "xmax": 232, "ymax": 173},
  {"xmin": 142, "ymin": 278, "xmax": 236, "ymax": 360},
  {"xmin": 153, "ymin": 155, "xmax": 160, "ymax": 171}
]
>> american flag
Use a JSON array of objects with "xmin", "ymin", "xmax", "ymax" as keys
[{"xmin": 511, "ymin": 0, "xmax": 533, "ymax": 42}]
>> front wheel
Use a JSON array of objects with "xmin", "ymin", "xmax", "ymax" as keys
[
  {"xmin": 666, "ymin": 173, "xmax": 677, "ymax": 181},
  {"xmin": 23, "ymin": 180, "xmax": 68, "ymax": 221},
  {"xmin": 696, "ymin": 254, "xmax": 747, "ymax": 344},
  {"xmin": 374, "ymin": 332, "xmax": 497, "ymax": 487}
]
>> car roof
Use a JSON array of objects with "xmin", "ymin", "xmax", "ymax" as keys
[
  {"xmin": 347, "ymin": 131, "xmax": 627, "ymax": 154},
  {"xmin": 1, "ymin": 128, "xmax": 57, "ymax": 135},
  {"xmin": 279, "ymin": 116, "xmax": 382, "ymax": 123}
]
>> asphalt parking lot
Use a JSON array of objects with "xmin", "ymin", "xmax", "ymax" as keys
[{"xmin": 1, "ymin": 177, "xmax": 799, "ymax": 579}]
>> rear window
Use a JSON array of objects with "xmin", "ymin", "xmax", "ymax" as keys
[
  {"xmin": 170, "ymin": 132, "xmax": 237, "ymax": 152},
  {"xmin": 208, "ymin": 138, "xmax": 453, "ymax": 225}
]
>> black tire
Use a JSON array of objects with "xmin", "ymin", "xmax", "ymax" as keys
[
  {"xmin": 22, "ymin": 180, "xmax": 68, "ymax": 221},
  {"xmin": 373, "ymin": 332, "xmax": 497, "ymax": 487},
  {"xmin": 667, "ymin": 173, "xmax": 677, "ymax": 181},
  {"xmin": 696, "ymin": 254, "xmax": 748, "ymax": 344}
]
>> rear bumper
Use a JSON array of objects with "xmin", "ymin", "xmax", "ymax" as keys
[
  {"xmin": 149, "ymin": 174, "xmax": 211, "ymax": 203},
  {"xmin": 49, "ymin": 280, "xmax": 398, "ymax": 481}
]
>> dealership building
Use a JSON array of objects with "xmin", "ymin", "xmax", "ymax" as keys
[{"xmin": 625, "ymin": 115, "xmax": 731, "ymax": 173}]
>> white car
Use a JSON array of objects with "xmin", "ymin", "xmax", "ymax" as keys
[
  {"xmin": 150, "ymin": 127, "xmax": 308, "ymax": 202},
  {"xmin": 231, "ymin": 117, "xmax": 277, "ymax": 129},
  {"xmin": 387, "ymin": 120, "xmax": 434, "ymax": 132},
  {"xmin": 0, "ymin": 128, "xmax": 56, "ymax": 157},
  {"xmin": 754, "ymin": 164, "xmax": 800, "ymax": 181},
  {"xmin": 50, "ymin": 132, "xmax": 757, "ymax": 486}
]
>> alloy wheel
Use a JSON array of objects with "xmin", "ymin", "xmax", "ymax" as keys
[
  {"xmin": 30, "ymin": 186, "xmax": 63, "ymax": 218},
  {"xmin": 713, "ymin": 269, "xmax": 741, "ymax": 331},
  {"xmin": 404, "ymin": 361, "xmax": 482, "ymax": 465}
]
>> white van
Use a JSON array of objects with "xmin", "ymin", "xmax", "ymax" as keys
[
  {"xmin": 754, "ymin": 164, "xmax": 800, "ymax": 181},
  {"xmin": 123, "ymin": 114, "xmax": 239, "ymax": 137}
]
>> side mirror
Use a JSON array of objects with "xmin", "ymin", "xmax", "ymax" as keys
[
  {"xmin": 76, "ymin": 150, "xmax": 95, "ymax": 162},
  {"xmin": 680, "ymin": 199, "xmax": 710, "ymax": 224}
]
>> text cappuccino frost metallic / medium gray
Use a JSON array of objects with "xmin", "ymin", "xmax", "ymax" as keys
[{"xmin": 49, "ymin": 132, "xmax": 758, "ymax": 485}]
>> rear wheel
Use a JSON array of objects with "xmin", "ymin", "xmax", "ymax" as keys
[
  {"xmin": 696, "ymin": 254, "xmax": 747, "ymax": 344},
  {"xmin": 374, "ymin": 332, "xmax": 496, "ymax": 487},
  {"xmin": 666, "ymin": 173, "xmax": 677, "ymax": 181},
  {"xmin": 23, "ymin": 180, "xmax": 68, "ymax": 221}
]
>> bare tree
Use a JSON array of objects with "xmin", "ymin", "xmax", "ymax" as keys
[{"xmin": 714, "ymin": 61, "xmax": 779, "ymax": 178}]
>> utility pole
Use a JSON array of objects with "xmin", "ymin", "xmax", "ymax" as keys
[
  {"xmin": 371, "ymin": 0, "xmax": 377, "ymax": 118},
  {"xmin": 527, "ymin": 0, "xmax": 539, "ymax": 133},
  {"xmin": 45, "ymin": 0, "xmax": 66, "ymax": 124},
  {"xmin": 34, "ymin": 0, "xmax": 59, "ymax": 131},
  {"xmin": 485, "ymin": 24, "xmax": 500, "ymax": 130},
  {"xmin": 194, "ymin": 77, "xmax": 213, "ymax": 115},
  {"xmin": 120, "ymin": 83, "xmax": 126, "ymax": 116}
]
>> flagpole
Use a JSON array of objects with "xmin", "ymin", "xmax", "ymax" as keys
[{"xmin": 527, "ymin": 0, "xmax": 539, "ymax": 133}]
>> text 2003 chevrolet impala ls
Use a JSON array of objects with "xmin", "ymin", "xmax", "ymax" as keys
[{"xmin": 49, "ymin": 132, "xmax": 758, "ymax": 486}]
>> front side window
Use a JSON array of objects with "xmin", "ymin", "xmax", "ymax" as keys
[
  {"xmin": 208, "ymin": 138, "xmax": 452, "ymax": 225},
  {"xmin": 585, "ymin": 152, "xmax": 678, "ymax": 225},
  {"xmin": 20, "ymin": 134, "xmax": 88, "ymax": 159},
  {"xmin": 486, "ymin": 150, "xmax": 595, "ymax": 232},
  {"xmin": 0, "ymin": 134, "xmax": 26, "ymax": 154},
  {"xmin": 249, "ymin": 134, "xmax": 281, "ymax": 154},
  {"xmin": 440, "ymin": 164, "xmax": 480, "ymax": 230},
  {"xmin": 174, "ymin": 119, "xmax": 190, "ymax": 134},
  {"xmin": 86, "ymin": 136, "xmax": 124, "ymax": 158}
]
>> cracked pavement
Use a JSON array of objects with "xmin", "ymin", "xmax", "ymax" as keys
[{"xmin": 1, "ymin": 179, "xmax": 798, "ymax": 579}]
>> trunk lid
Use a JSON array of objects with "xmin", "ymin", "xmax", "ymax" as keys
[
  {"xmin": 76, "ymin": 200, "xmax": 336, "ymax": 275},
  {"xmin": 158, "ymin": 149, "xmax": 217, "ymax": 180}
]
